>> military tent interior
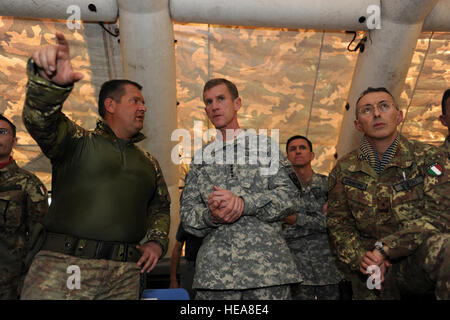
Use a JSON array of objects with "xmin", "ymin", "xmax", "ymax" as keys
[{"xmin": 0, "ymin": 1, "xmax": 449, "ymax": 284}]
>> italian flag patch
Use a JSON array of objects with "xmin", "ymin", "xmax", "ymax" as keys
[{"xmin": 427, "ymin": 163, "xmax": 443, "ymax": 177}]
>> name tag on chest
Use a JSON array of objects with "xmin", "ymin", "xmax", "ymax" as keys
[{"xmin": 342, "ymin": 177, "xmax": 367, "ymax": 191}]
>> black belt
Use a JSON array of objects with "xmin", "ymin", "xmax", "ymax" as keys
[{"xmin": 42, "ymin": 232, "xmax": 141, "ymax": 263}]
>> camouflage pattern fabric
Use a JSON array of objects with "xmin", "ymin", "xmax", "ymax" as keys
[
  {"xmin": 282, "ymin": 171, "xmax": 343, "ymax": 289},
  {"xmin": 180, "ymin": 131, "xmax": 302, "ymax": 292},
  {"xmin": 0, "ymin": 159, "xmax": 48, "ymax": 299},
  {"xmin": 328, "ymin": 134, "xmax": 450, "ymax": 299},
  {"xmin": 195, "ymin": 285, "xmax": 291, "ymax": 300},
  {"xmin": 21, "ymin": 250, "xmax": 141, "ymax": 300}
]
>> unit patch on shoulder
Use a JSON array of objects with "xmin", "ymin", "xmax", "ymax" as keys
[{"xmin": 427, "ymin": 163, "xmax": 443, "ymax": 177}]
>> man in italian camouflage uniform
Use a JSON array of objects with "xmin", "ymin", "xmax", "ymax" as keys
[
  {"xmin": 328, "ymin": 87, "xmax": 449, "ymax": 300},
  {"xmin": 282, "ymin": 135, "xmax": 342, "ymax": 300},
  {"xmin": 20, "ymin": 32, "xmax": 170, "ymax": 300},
  {"xmin": 0, "ymin": 114, "xmax": 48, "ymax": 299},
  {"xmin": 180, "ymin": 78, "xmax": 302, "ymax": 300},
  {"xmin": 440, "ymin": 89, "xmax": 450, "ymax": 157}
]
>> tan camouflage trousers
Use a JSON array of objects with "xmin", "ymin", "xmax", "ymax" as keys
[
  {"xmin": 349, "ymin": 234, "xmax": 449, "ymax": 300},
  {"xmin": 20, "ymin": 250, "xmax": 141, "ymax": 300},
  {"xmin": 195, "ymin": 285, "xmax": 291, "ymax": 300}
]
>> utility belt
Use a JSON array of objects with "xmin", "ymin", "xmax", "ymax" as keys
[{"xmin": 41, "ymin": 232, "xmax": 141, "ymax": 263}]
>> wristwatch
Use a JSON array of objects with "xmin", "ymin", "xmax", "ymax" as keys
[{"xmin": 374, "ymin": 241, "xmax": 389, "ymax": 260}]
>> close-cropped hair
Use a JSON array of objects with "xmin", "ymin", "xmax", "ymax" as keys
[
  {"xmin": 0, "ymin": 114, "xmax": 16, "ymax": 137},
  {"xmin": 286, "ymin": 135, "xmax": 313, "ymax": 153},
  {"xmin": 442, "ymin": 89, "xmax": 450, "ymax": 115},
  {"xmin": 98, "ymin": 79, "xmax": 143, "ymax": 118},
  {"xmin": 203, "ymin": 78, "xmax": 239, "ymax": 102},
  {"xmin": 355, "ymin": 87, "xmax": 398, "ymax": 118}
]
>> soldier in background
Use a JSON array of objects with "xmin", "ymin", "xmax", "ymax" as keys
[
  {"xmin": 180, "ymin": 78, "xmax": 301, "ymax": 300},
  {"xmin": 0, "ymin": 114, "xmax": 48, "ymax": 299},
  {"xmin": 282, "ymin": 135, "xmax": 343, "ymax": 300},
  {"xmin": 328, "ymin": 87, "xmax": 449, "ymax": 299},
  {"xmin": 439, "ymin": 88, "xmax": 450, "ymax": 157}
]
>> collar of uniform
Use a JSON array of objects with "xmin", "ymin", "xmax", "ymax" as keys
[
  {"xmin": 94, "ymin": 119, "xmax": 146, "ymax": 144},
  {"xmin": 383, "ymin": 134, "xmax": 414, "ymax": 170},
  {"xmin": 353, "ymin": 148, "xmax": 378, "ymax": 178},
  {"xmin": 0, "ymin": 158, "xmax": 19, "ymax": 179}
]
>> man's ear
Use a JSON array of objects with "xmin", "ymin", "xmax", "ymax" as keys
[
  {"xmin": 12, "ymin": 137, "xmax": 17, "ymax": 149},
  {"xmin": 104, "ymin": 97, "xmax": 116, "ymax": 115},
  {"xmin": 396, "ymin": 109, "xmax": 404, "ymax": 126},
  {"xmin": 354, "ymin": 119, "xmax": 364, "ymax": 133},
  {"xmin": 234, "ymin": 97, "xmax": 242, "ymax": 112},
  {"xmin": 311, "ymin": 151, "xmax": 315, "ymax": 161}
]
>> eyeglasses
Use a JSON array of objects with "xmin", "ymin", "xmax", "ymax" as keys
[
  {"xmin": 358, "ymin": 102, "xmax": 395, "ymax": 116},
  {"xmin": 0, "ymin": 128, "xmax": 11, "ymax": 135}
]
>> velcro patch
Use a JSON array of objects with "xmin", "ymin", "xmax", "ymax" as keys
[
  {"xmin": 393, "ymin": 176, "xmax": 424, "ymax": 192},
  {"xmin": 341, "ymin": 177, "xmax": 367, "ymax": 191}
]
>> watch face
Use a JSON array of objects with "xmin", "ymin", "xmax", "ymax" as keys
[{"xmin": 375, "ymin": 241, "xmax": 383, "ymax": 249}]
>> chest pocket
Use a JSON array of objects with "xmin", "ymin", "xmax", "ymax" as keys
[
  {"xmin": 0, "ymin": 185, "xmax": 26, "ymax": 230},
  {"xmin": 392, "ymin": 178, "xmax": 424, "ymax": 221},
  {"xmin": 342, "ymin": 178, "xmax": 374, "ymax": 228}
]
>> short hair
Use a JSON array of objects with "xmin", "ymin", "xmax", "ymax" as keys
[
  {"xmin": 0, "ymin": 114, "xmax": 16, "ymax": 137},
  {"xmin": 203, "ymin": 78, "xmax": 239, "ymax": 102},
  {"xmin": 355, "ymin": 87, "xmax": 398, "ymax": 119},
  {"xmin": 98, "ymin": 79, "xmax": 143, "ymax": 118},
  {"xmin": 442, "ymin": 89, "xmax": 450, "ymax": 115},
  {"xmin": 286, "ymin": 135, "xmax": 313, "ymax": 153}
]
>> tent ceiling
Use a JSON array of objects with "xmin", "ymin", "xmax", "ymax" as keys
[{"xmin": 0, "ymin": 19, "xmax": 448, "ymax": 187}]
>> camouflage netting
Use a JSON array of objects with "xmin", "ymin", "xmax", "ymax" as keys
[{"xmin": 0, "ymin": 18, "xmax": 449, "ymax": 190}]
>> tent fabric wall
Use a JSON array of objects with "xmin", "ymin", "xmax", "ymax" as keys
[{"xmin": 0, "ymin": 18, "xmax": 449, "ymax": 187}]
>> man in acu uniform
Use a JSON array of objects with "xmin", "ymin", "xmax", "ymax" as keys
[
  {"xmin": 327, "ymin": 87, "xmax": 449, "ymax": 300},
  {"xmin": 180, "ymin": 78, "xmax": 301, "ymax": 300},
  {"xmin": 20, "ymin": 32, "xmax": 170, "ymax": 300},
  {"xmin": 0, "ymin": 114, "xmax": 48, "ymax": 299},
  {"xmin": 282, "ymin": 135, "xmax": 343, "ymax": 300}
]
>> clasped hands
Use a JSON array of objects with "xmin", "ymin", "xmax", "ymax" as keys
[{"xmin": 208, "ymin": 186, "xmax": 245, "ymax": 224}]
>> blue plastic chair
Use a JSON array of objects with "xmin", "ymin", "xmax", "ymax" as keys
[{"xmin": 142, "ymin": 288, "xmax": 190, "ymax": 300}]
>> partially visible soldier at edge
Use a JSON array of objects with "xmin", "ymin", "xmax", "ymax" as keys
[
  {"xmin": 281, "ymin": 135, "xmax": 343, "ymax": 300},
  {"xmin": 327, "ymin": 87, "xmax": 450, "ymax": 300},
  {"xmin": 0, "ymin": 114, "xmax": 48, "ymax": 299},
  {"xmin": 439, "ymin": 88, "xmax": 450, "ymax": 158},
  {"xmin": 20, "ymin": 32, "xmax": 170, "ymax": 300}
]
